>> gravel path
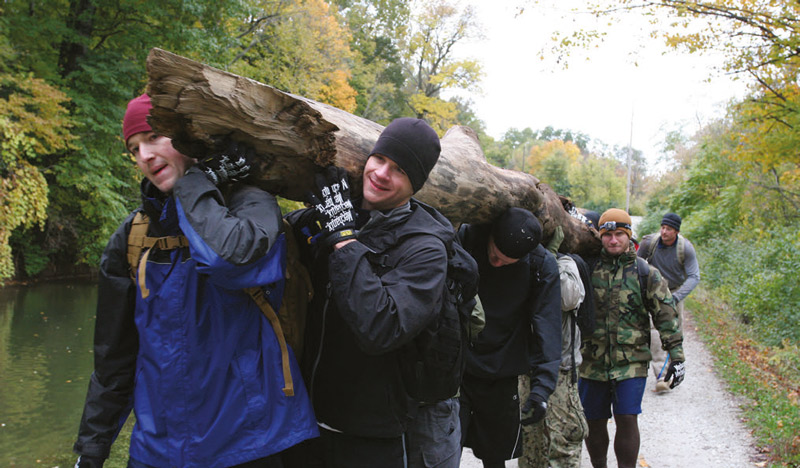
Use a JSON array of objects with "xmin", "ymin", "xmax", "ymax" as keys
[{"xmin": 460, "ymin": 309, "xmax": 763, "ymax": 467}]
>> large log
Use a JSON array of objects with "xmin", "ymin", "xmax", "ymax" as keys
[{"xmin": 145, "ymin": 48, "xmax": 600, "ymax": 256}]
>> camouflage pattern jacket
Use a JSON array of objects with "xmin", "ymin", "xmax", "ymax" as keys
[{"xmin": 580, "ymin": 242, "xmax": 684, "ymax": 381}]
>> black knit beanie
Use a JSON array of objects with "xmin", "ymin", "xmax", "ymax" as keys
[
  {"xmin": 584, "ymin": 210, "xmax": 600, "ymax": 229},
  {"xmin": 491, "ymin": 207, "xmax": 542, "ymax": 259},
  {"xmin": 369, "ymin": 117, "xmax": 441, "ymax": 193},
  {"xmin": 661, "ymin": 212, "xmax": 682, "ymax": 231}
]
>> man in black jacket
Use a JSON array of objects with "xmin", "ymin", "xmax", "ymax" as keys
[
  {"xmin": 457, "ymin": 208, "xmax": 562, "ymax": 468},
  {"xmin": 287, "ymin": 118, "xmax": 471, "ymax": 468}
]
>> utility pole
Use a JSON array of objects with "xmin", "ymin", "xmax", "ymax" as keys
[
  {"xmin": 625, "ymin": 105, "xmax": 634, "ymax": 213},
  {"xmin": 522, "ymin": 142, "xmax": 528, "ymax": 173}
]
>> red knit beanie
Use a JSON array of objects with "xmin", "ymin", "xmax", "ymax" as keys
[{"xmin": 123, "ymin": 94, "xmax": 153, "ymax": 143}]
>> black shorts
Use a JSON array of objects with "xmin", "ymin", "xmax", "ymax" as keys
[{"xmin": 458, "ymin": 374, "xmax": 522, "ymax": 461}]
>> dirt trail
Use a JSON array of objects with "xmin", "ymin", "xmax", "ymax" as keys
[{"xmin": 460, "ymin": 309, "xmax": 763, "ymax": 467}]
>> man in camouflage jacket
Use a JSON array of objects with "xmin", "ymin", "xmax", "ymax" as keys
[{"xmin": 579, "ymin": 208, "xmax": 685, "ymax": 468}]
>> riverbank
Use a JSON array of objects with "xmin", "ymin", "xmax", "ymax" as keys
[{"xmin": 4, "ymin": 265, "xmax": 96, "ymax": 286}]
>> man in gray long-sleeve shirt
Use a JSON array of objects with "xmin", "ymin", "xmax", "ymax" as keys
[{"xmin": 638, "ymin": 212, "xmax": 699, "ymax": 390}]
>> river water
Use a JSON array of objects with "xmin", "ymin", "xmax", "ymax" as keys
[{"xmin": 0, "ymin": 281, "xmax": 98, "ymax": 465}]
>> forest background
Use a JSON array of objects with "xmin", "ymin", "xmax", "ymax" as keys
[{"xmin": 1, "ymin": 0, "xmax": 798, "ymax": 465}]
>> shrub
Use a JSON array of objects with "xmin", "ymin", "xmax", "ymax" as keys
[{"xmin": 697, "ymin": 225, "xmax": 800, "ymax": 346}]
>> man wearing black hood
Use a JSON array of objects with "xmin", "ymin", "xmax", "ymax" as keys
[
  {"xmin": 457, "ymin": 208, "xmax": 562, "ymax": 468},
  {"xmin": 287, "ymin": 118, "xmax": 475, "ymax": 468}
]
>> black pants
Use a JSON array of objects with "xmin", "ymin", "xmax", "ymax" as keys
[
  {"xmin": 459, "ymin": 373, "xmax": 522, "ymax": 462},
  {"xmin": 283, "ymin": 427, "xmax": 407, "ymax": 468}
]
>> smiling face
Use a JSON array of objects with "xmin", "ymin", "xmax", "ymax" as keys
[
  {"xmin": 601, "ymin": 229, "xmax": 630, "ymax": 256},
  {"xmin": 361, "ymin": 154, "xmax": 414, "ymax": 211},
  {"xmin": 127, "ymin": 131, "xmax": 195, "ymax": 194}
]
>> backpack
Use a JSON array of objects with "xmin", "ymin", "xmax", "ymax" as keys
[
  {"xmin": 126, "ymin": 212, "xmax": 313, "ymax": 397},
  {"xmin": 375, "ymin": 235, "xmax": 479, "ymax": 403},
  {"xmin": 555, "ymin": 253, "xmax": 594, "ymax": 383},
  {"xmin": 639, "ymin": 233, "xmax": 685, "ymax": 266},
  {"xmin": 560, "ymin": 253, "xmax": 595, "ymax": 337}
]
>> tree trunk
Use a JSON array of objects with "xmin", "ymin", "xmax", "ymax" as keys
[{"xmin": 145, "ymin": 48, "xmax": 599, "ymax": 256}]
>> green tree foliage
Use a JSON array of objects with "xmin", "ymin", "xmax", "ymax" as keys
[
  {"xmin": 2, "ymin": 0, "xmax": 248, "ymax": 274},
  {"xmin": 568, "ymin": 153, "xmax": 628, "ymax": 213},
  {"xmin": 488, "ymin": 127, "xmax": 538, "ymax": 170},
  {"xmin": 0, "ymin": 69, "xmax": 76, "ymax": 281},
  {"xmin": 727, "ymin": 80, "xmax": 800, "ymax": 224},
  {"xmin": 400, "ymin": 0, "xmax": 484, "ymax": 133},
  {"xmin": 0, "ymin": 122, "xmax": 49, "ymax": 282},
  {"xmin": 532, "ymin": 126, "xmax": 590, "ymax": 152},
  {"xmin": 526, "ymin": 139, "xmax": 581, "ymax": 175},
  {"xmin": 1, "ymin": 0, "xmax": 490, "ymax": 280},
  {"xmin": 331, "ymin": 0, "xmax": 410, "ymax": 122},
  {"xmin": 0, "ymin": 0, "xmax": 395, "ymax": 280},
  {"xmin": 643, "ymin": 122, "xmax": 742, "ymax": 241},
  {"xmin": 479, "ymin": 125, "xmax": 642, "ymax": 213},
  {"xmin": 226, "ymin": 0, "xmax": 358, "ymax": 112},
  {"xmin": 640, "ymin": 111, "xmax": 799, "ymax": 350}
]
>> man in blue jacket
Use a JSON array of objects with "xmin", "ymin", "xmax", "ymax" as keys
[
  {"xmin": 73, "ymin": 94, "xmax": 318, "ymax": 468},
  {"xmin": 457, "ymin": 208, "xmax": 562, "ymax": 468}
]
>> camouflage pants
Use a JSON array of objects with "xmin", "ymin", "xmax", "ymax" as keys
[{"xmin": 518, "ymin": 371, "xmax": 588, "ymax": 468}]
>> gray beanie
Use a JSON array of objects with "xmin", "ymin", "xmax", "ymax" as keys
[{"xmin": 369, "ymin": 118, "xmax": 441, "ymax": 193}]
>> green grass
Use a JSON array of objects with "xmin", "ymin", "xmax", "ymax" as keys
[
  {"xmin": 34, "ymin": 418, "xmax": 133, "ymax": 468},
  {"xmin": 688, "ymin": 288, "xmax": 800, "ymax": 467}
]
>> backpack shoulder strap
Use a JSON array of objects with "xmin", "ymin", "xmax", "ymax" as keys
[
  {"xmin": 127, "ymin": 211, "xmax": 150, "ymax": 280},
  {"xmin": 244, "ymin": 286, "xmax": 295, "ymax": 397},
  {"xmin": 586, "ymin": 255, "xmax": 600, "ymax": 275},
  {"xmin": 677, "ymin": 235, "xmax": 685, "ymax": 266},
  {"xmin": 640, "ymin": 233, "xmax": 657, "ymax": 261},
  {"xmin": 125, "ymin": 211, "xmax": 189, "ymax": 299},
  {"xmin": 635, "ymin": 256, "xmax": 650, "ymax": 299}
]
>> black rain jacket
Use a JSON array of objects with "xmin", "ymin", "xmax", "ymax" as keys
[
  {"xmin": 287, "ymin": 199, "xmax": 454, "ymax": 438},
  {"xmin": 458, "ymin": 224, "xmax": 562, "ymax": 402}
]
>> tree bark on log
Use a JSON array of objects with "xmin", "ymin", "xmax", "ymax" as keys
[{"xmin": 145, "ymin": 48, "xmax": 600, "ymax": 256}]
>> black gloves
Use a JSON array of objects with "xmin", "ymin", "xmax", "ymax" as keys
[
  {"xmin": 664, "ymin": 360, "xmax": 685, "ymax": 389},
  {"xmin": 198, "ymin": 139, "xmax": 255, "ymax": 186},
  {"xmin": 307, "ymin": 166, "xmax": 357, "ymax": 249},
  {"xmin": 520, "ymin": 393, "xmax": 547, "ymax": 425},
  {"xmin": 74, "ymin": 455, "xmax": 104, "ymax": 468}
]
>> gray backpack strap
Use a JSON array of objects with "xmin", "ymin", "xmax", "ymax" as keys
[
  {"xmin": 641, "ymin": 234, "xmax": 657, "ymax": 262},
  {"xmin": 677, "ymin": 235, "xmax": 685, "ymax": 266}
]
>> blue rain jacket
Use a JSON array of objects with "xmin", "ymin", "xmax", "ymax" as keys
[{"xmin": 74, "ymin": 168, "xmax": 317, "ymax": 467}]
